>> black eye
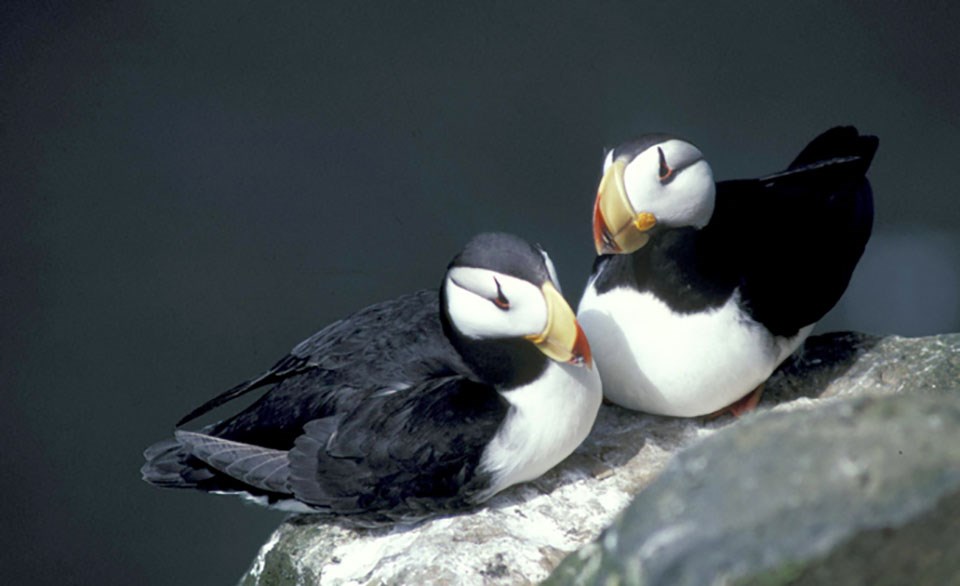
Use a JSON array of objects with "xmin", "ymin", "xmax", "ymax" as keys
[
  {"xmin": 492, "ymin": 277, "xmax": 510, "ymax": 310},
  {"xmin": 657, "ymin": 147, "xmax": 674, "ymax": 183}
]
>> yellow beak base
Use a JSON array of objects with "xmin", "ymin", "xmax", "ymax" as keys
[
  {"xmin": 592, "ymin": 159, "xmax": 657, "ymax": 255},
  {"xmin": 525, "ymin": 282, "xmax": 592, "ymax": 368}
]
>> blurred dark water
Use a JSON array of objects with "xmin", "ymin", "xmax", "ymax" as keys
[{"xmin": 2, "ymin": 1, "xmax": 958, "ymax": 584}]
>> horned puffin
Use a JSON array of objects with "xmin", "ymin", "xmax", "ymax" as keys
[
  {"xmin": 142, "ymin": 233, "xmax": 600, "ymax": 523},
  {"xmin": 578, "ymin": 126, "xmax": 877, "ymax": 417}
]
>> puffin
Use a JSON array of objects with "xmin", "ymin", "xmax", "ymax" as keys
[
  {"xmin": 142, "ymin": 232, "xmax": 600, "ymax": 524},
  {"xmin": 578, "ymin": 126, "xmax": 877, "ymax": 417}
]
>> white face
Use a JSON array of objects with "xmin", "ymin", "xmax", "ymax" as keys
[
  {"xmin": 444, "ymin": 267, "xmax": 548, "ymax": 340},
  {"xmin": 604, "ymin": 138, "xmax": 716, "ymax": 229}
]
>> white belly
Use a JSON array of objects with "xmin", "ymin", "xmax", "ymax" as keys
[
  {"xmin": 478, "ymin": 360, "xmax": 602, "ymax": 499},
  {"xmin": 577, "ymin": 283, "xmax": 811, "ymax": 417}
]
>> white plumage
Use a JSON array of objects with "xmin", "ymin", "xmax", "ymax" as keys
[
  {"xmin": 578, "ymin": 282, "xmax": 810, "ymax": 416},
  {"xmin": 478, "ymin": 359, "xmax": 602, "ymax": 498}
]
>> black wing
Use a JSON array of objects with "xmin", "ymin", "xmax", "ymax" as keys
[
  {"xmin": 287, "ymin": 376, "xmax": 508, "ymax": 520},
  {"xmin": 173, "ymin": 430, "xmax": 290, "ymax": 494},
  {"xmin": 704, "ymin": 126, "xmax": 877, "ymax": 336},
  {"xmin": 176, "ymin": 289, "xmax": 468, "ymax": 427},
  {"xmin": 145, "ymin": 375, "xmax": 508, "ymax": 521}
]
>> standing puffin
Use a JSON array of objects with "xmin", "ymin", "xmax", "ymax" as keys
[
  {"xmin": 578, "ymin": 126, "xmax": 877, "ymax": 417},
  {"xmin": 143, "ymin": 233, "xmax": 600, "ymax": 523}
]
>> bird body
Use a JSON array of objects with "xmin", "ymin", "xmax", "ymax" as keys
[
  {"xmin": 143, "ymin": 233, "xmax": 600, "ymax": 523},
  {"xmin": 581, "ymin": 126, "xmax": 877, "ymax": 416},
  {"xmin": 579, "ymin": 284, "xmax": 810, "ymax": 414}
]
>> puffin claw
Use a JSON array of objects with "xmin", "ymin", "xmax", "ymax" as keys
[{"xmin": 705, "ymin": 383, "xmax": 765, "ymax": 419}]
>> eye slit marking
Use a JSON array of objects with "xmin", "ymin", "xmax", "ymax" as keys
[
  {"xmin": 657, "ymin": 147, "xmax": 674, "ymax": 183},
  {"xmin": 493, "ymin": 277, "xmax": 510, "ymax": 310}
]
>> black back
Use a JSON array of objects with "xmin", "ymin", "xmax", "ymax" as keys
[
  {"xmin": 208, "ymin": 291, "xmax": 472, "ymax": 444},
  {"xmin": 592, "ymin": 126, "xmax": 877, "ymax": 337},
  {"xmin": 143, "ymin": 289, "xmax": 510, "ymax": 519}
]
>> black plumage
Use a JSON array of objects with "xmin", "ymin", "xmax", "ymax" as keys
[
  {"xmin": 143, "ymin": 289, "xmax": 513, "ymax": 522},
  {"xmin": 141, "ymin": 233, "xmax": 595, "ymax": 524},
  {"xmin": 591, "ymin": 126, "xmax": 877, "ymax": 337}
]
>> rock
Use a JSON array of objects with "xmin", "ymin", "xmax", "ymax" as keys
[
  {"xmin": 763, "ymin": 331, "xmax": 959, "ymax": 403},
  {"xmin": 546, "ymin": 392, "xmax": 960, "ymax": 586},
  {"xmin": 238, "ymin": 333, "xmax": 960, "ymax": 586},
  {"xmin": 238, "ymin": 393, "xmax": 711, "ymax": 586}
]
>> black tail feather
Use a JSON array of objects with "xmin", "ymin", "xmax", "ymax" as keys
[
  {"xmin": 141, "ymin": 437, "xmax": 217, "ymax": 488},
  {"xmin": 788, "ymin": 125, "xmax": 879, "ymax": 174},
  {"xmin": 174, "ymin": 430, "xmax": 291, "ymax": 494}
]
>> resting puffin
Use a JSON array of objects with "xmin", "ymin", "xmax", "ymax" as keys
[
  {"xmin": 142, "ymin": 233, "xmax": 600, "ymax": 523},
  {"xmin": 578, "ymin": 126, "xmax": 877, "ymax": 417}
]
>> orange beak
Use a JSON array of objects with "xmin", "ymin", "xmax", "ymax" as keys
[{"xmin": 525, "ymin": 281, "xmax": 593, "ymax": 368}]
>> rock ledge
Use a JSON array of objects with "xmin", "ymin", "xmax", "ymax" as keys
[{"xmin": 238, "ymin": 332, "xmax": 959, "ymax": 586}]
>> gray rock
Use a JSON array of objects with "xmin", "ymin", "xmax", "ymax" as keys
[
  {"xmin": 546, "ymin": 392, "xmax": 960, "ymax": 586},
  {"xmin": 763, "ymin": 331, "xmax": 959, "ymax": 403},
  {"xmin": 238, "ymin": 333, "xmax": 960, "ymax": 586}
]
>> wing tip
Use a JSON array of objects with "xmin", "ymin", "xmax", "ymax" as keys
[
  {"xmin": 788, "ymin": 125, "xmax": 879, "ymax": 174},
  {"xmin": 141, "ymin": 435, "xmax": 212, "ymax": 488},
  {"xmin": 174, "ymin": 378, "xmax": 257, "ymax": 427}
]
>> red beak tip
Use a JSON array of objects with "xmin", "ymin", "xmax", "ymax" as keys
[
  {"xmin": 571, "ymin": 324, "xmax": 593, "ymax": 368},
  {"xmin": 592, "ymin": 198, "xmax": 605, "ymax": 253}
]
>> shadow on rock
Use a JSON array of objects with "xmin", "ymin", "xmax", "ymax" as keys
[{"xmin": 763, "ymin": 330, "xmax": 881, "ymax": 405}]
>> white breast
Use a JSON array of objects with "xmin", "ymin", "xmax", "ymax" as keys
[
  {"xmin": 476, "ymin": 360, "xmax": 602, "ymax": 500},
  {"xmin": 578, "ymin": 281, "xmax": 811, "ymax": 417}
]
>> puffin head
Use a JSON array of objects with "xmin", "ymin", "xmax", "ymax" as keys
[
  {"xmin": 593, "ymin": 134, "xmax": 716, "ymax": 255},
  {"xmin": 441, "ymin": 233, "xmax": 592, "ymax": 387}
]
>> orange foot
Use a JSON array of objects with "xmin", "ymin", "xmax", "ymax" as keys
[{"xmin": 706, "ymin": 383, "xmax": 765, "ymax": 419}]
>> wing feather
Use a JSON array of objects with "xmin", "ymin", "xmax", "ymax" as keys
[
  {"xmin": 287, "ymin": 377, "xmax": 507, "ymax": 519},
  {"xmin": 705, "ymin": 126, "xmax": 877, "ymax": 335},
  {"xmin": 175, "ymin": 430, "xmax": 290, "ymax": 494},
  {"xmin": 174, "ymin": 290, "xmax": 466, "ymax": 434}
]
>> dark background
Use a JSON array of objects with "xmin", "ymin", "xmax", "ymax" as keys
[{"xmin": 3, "ymin": 1, "xmax": 958, "ymax": 584}]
